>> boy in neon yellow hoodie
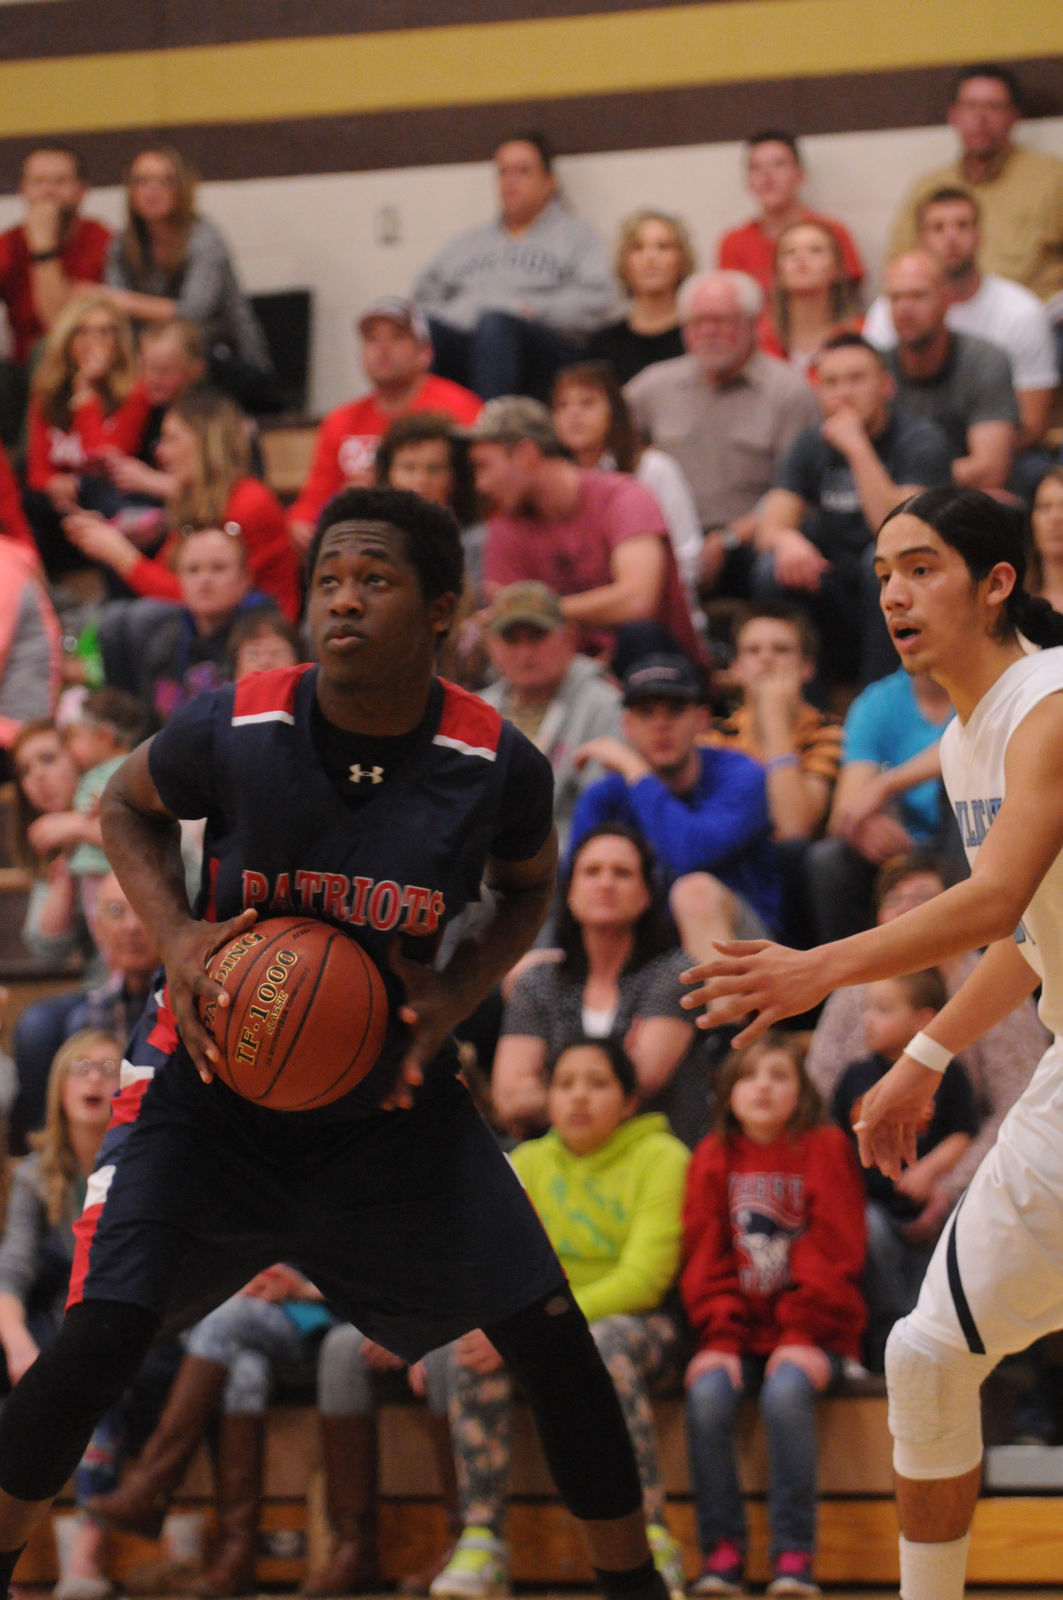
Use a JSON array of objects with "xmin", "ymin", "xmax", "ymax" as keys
[{"xmin": 431, "ymin": 1036, "xmax": 690, "ymax": 1600}]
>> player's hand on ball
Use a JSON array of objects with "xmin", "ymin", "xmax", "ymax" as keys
[
  {"xmin": 680, "ymin": 939, "xmax": 829, "ymax": 1044},
  {"xmin": 383, "ymin": 943, "xmax": 462, "ymax": 1110},
  {"xmin": 162, "ymin": 908, "xmax": 258, "ymax": 1082},
  {"xmin": 852, "ymin": 1053, "xmax": 940, "ymax": 1181}
]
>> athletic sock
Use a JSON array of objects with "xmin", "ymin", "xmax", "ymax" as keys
[
  {"xmin": 0, "ymin": 1544, "xmax": 25, "ymax": 1593},
  {"xmin": 594, "ymin": 1557, "xmax": 669, "ymax": 1600},
  {"xmin": 899, "ymin": 1532, "xmax": 970, "ymax": 1600}
]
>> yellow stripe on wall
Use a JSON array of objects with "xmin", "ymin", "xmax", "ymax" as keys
[{"xmin": 0, "ymin": 0, "xmax": 1060, "ymax": 137}]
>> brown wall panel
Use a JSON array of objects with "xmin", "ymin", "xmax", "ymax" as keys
[
  {"xmin": 0, "ymin": 56, "xmax": 1058, "ymax": 192},
  {"xmin": 0, "ymin": 0, "xmax": 743, "ymax": 61}
]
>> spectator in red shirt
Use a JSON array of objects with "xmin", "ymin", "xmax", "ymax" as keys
[
  {"xmin": 718, "ymin": 130, "xmax": 864, "ymax": 299},
  {"xmin": 64, "ymin": 387, "xmax": 300, "ymax": 620},
  {"xmin": 23, "ymin": 293, "xmax": 152, "ymax": 578},
  {"xmin": 681, "ymin": 1032, "xmax": 865, "ymax": 1596},
  {"xmin": 0, "ymin": 144, "xmax": 111, "ymax": 369},
  {"xmin": 287, "ymin": 297, "xmax": 482, "ymax": 550},
  {"xmin": 0, "ymin": 444, "xmax": 34, "ymax": 556},
  {"xmin": 471, "ymin": 396, "xmax": 703, "ymax": 669}
]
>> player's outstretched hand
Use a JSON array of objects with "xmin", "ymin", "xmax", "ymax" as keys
[
  {"xmin": 383, "ymin": 943, "xmax": 463, "ymax": 1110},
  {"xmin": 680, "ymin": 939, "xmax": 828, "ymax": 1044},
  {"xmin": 162, "ymin": 908, "xmax": 258, "ymax": 1083},
  {"xmin": 852, "ymin": 1053, "xmax": 941, "ymax": 1181}
]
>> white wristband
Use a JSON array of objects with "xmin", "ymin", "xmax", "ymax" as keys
[{"xmin": 904, "ymin": 1030, "xmax": 953, "ymax": 1075}]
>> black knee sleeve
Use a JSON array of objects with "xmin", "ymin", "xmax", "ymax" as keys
[
  {"xmin": 484, "ymin": 1284, "xmax": 642, "ymax": 1523},
  {"xmin": 0, "ymin": 1300, "xmax": 159, "ymax": 1501}
]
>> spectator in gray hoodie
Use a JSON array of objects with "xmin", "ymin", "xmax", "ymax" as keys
[
  {"xmin": 477, "ymin": 581, "xmax": 622, "ymax": 852},
  {"xmin": 413, "ymin": 131, "xmax": 615, "ymax": 402}
]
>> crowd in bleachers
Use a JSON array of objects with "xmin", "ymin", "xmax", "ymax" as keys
[{"xmin": 0, "ymin": 57, "xmax": 1062, "ymax": 1600}]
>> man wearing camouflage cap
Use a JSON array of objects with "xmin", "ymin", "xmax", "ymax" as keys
[
  {"xmin": 469, "ymin": 396, "xmax": 704, "ymax": 669},
  {"xmin": 479, "ymin": 580, "xmax": 623, "ymax": 850}
]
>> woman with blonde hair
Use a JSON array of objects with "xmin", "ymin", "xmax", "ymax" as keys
[
  {"xmin": 23, "ymin": 293, "xmax": 152, "ymax": 577},
  {"xmin": 587, "ymin": 210, "xmax": 695, "ymax": 384},
  {"xmin": 63, "ymin": 387, "xmax": 300, "ymax": 619},
  {"xmin": 0, "ymin": 1031, "xmax": 117, "ymax": 1598},
  {"xmin": 760, "ymin": 218, "xmax": 860, "ymax": 373},
  {"xmin": 101, "ymin": 145, "xmax": 277, "ymax": 411}
]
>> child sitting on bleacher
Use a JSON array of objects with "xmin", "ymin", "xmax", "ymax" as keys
[
  {"xmin": 55, "ymin": 688, "xmax": 143, "ymax": 927},
  {"xmin": 682, "ymin": 1033, "xmax": 866, "ymax": 1597},
  {"xmin": 831, "ymin": 969, "xmax": 977, "ymax": 1371},
  {"xmin": 431, "ymin": 1036, "xmax": 690, "ymax": 1600}
]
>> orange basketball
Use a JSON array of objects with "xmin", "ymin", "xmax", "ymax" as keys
[{"xmin": 199, "ymin": 917, "xmax": 389, "ymax": 1110}]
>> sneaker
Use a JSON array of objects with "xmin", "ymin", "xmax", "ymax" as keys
[
  {"xmin": 647, "ymin": 1523, "xmax": 685, "ymax": 1600},
  {"xmin": 429, "ymin": 1528, "xmax": 509, "ymax": 1599},
  {"xmin": 690, "ymin": 1538, "xmax": 745, "ymax": 1595},
  {"xmin": 767, "ymin": 1551, "xmax": 820, "ymax": 1596}
]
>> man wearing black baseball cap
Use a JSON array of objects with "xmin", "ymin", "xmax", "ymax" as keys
[{"xmin": 570, "ymin": 654, "xmax": 781, "ymax": 958}]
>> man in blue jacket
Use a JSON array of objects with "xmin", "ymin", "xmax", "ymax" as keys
[{"xmin": 570, "ymin": 654, "xmax": 780, "ymax": 958}]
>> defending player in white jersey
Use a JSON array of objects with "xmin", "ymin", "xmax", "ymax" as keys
[{"xmin": 680, "ymin": 484, "xmax": 1063, "ymax": 1600}]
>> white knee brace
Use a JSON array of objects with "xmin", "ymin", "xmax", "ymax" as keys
[{"xmin": 885, "ymin": 1316, "xmax": 988, "ymax": 1481}]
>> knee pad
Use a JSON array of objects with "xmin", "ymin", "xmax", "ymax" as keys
[{"xmin": 885, "ymin": 1317, "xmax": 986, "ymax": 1481}]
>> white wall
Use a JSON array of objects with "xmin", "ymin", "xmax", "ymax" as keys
[{"xmin": 0, "ymin": 115, "xmax": 1060, "ymax": 413}]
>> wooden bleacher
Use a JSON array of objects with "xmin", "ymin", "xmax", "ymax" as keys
[
  {"xmin": 13, "ymin": 1383, "xmax": 1063, "ymax": 1591},
  {"xmin": 258, "ymin": 423, "xmax": 318, "ymax": 503}
]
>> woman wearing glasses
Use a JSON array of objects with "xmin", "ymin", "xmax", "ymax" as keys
[
  {"xmin": 100, "ymin": 146, "xmax": 277, "ymax": 413},
  {"xmin": 0, "ymin": 1032, "xmax": 146, "ymax": 1600}
]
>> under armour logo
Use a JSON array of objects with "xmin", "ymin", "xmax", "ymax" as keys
[{"xmin": 349, "ymin": 764, "xmax": 384, "ymax": 785}]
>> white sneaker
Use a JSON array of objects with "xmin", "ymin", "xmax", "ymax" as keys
[{"xmin": 429, "ymin": 1528, "xmax": 509, "ymax": 1599}]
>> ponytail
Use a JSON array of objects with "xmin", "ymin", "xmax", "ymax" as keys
[{"xmin": 1007, "ymin": 589, "xmax": 1063, "ymax": 649}]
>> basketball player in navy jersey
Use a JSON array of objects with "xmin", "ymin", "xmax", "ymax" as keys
[
  {"xmin": 0, "ymin": 488, "xmax": 670, "ymax": 1600},
  {"xmin": 680, "ymin": 487, "xmax": 1063, "ymax": 1600}
]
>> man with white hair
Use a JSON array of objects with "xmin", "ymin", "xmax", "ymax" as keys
[{"xmin": 624, "ymin": 270, "xmax": 818, "ymax": 594}]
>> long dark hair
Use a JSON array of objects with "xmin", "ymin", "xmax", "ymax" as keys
[
  {"xmin": 551, "ymin": 361, "xmax": 641, "ymax": 473},
  {"xmin": 1026, "ymin": 467, "xmax": 1063, "ymax": 599},
  {"xmin": 881, "ymin": 486, "xmax": 1063, "ymax": 649},
  {"xmin": 122, "ymin": 145, "xmax": 198, "ymax": 285},
  {"xmin": 547, "ymin": 1033, "xmax": 638, "ymax": 1096},
  {"xmin": 557, "ymin": 823, "xmax": 675, "ymax": 983}
]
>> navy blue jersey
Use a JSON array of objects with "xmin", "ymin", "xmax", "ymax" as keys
[{"xmin": 147, "ymin": 665, "xmax": 554, "ymax": 1111}]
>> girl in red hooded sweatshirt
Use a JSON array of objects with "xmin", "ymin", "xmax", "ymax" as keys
[{"xmin": 680, "ymin": 1033, "xmax": 866, "ymax": 1598}]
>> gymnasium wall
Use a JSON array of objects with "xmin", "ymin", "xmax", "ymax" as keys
[{"xmin": 0, "ymin": 0, "xmax": 1060, "ymax": 414}]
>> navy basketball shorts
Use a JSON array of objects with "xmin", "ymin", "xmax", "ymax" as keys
[{"xmin": 70, "ymin": 995, "xmax": 565, "ymax": 1363}]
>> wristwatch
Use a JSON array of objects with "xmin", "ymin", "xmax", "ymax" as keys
[{"xmin": 29, "ymin": 248, "xmax": 60, "ymax": 263}]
